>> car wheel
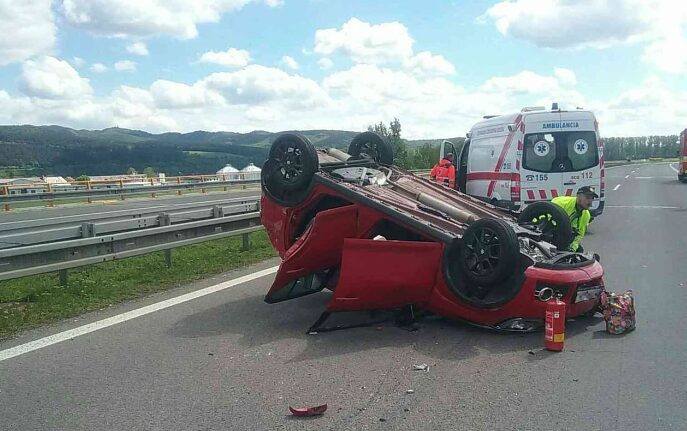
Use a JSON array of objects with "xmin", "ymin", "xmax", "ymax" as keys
[
  {"xmin": 517, "ymin": 201, "xmax": 574, "ymax": 250},
  {"xmin": 347, "ymin": 131, "xmax": 394, "ymax": 165},
  {"xmin": 459, "ymin": 218, "xmax": 519, "ymax": 287},
  {"xmin": 261, "ymin": 134, "xmax": 318, "ymax": 205}
]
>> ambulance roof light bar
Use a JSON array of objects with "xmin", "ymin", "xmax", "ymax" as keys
[{"xmin": 521, "ymin": 106, "xmax": 546, "ymax": 112}]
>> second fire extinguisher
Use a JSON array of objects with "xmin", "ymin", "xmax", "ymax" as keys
[{"xmin": 545, "ymin": 294, "xmax": 566, "ymax": 351}]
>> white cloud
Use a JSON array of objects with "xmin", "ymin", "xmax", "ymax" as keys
[
  {"xmin": 594, "ymin": 77, "xmax": 687, "ymax": 136},
  {"xmin": 313, "ymin": 18, "xmax": 458, "ymax": 78},
  {"xmin": 0, "ymin": 0, "xmax": 56, "ymax": 65},
  {"xmin": 20, "ymin": 56, "xmax": 93, "ymax": 100},
  {"xmin": 72, "ymin": 57, "xmax": 86, "ymax": 68},
  {"xmin": 60, "ymin": 0, "xmax": 282, "ymax": 40},
  {"xmin": 199, "ymin": 48, "xmax": 251, "ymax": 68},
  {"xmin": 483, "ymin": 0, "xmax": 687, "ymax": 74},
  {"xmin": 114, "ymin": 60, "xmax": 137, "ymax": 72},
  {"xmin": 90, "ymin": 63, "xmax": 109, "ymax": 73},
  {"xmin": 481, "ymin": 70, "xmax": 560, "ymax": 94},
  {"xmin": 404, "ymin": 51, "xmax": 456, "ymax": 76},
  {"xmin": 553, "ymin": 68, "xmax": 577, "ymax": 86},
  {"xmin": 483, "ymin": 0, "xmax": 653, "ymax": 49},
  {"xmin": 1, "ymin": 48, "xmax": 684, "ymax": 140},
  {"xmin": 281, "ymin": 56, "xmax": 299, "ymax": 70},
  {"xmin": 642, "ymin": 32, "xmax": 687, "ymax": 74},
  {"xmin": 202, "ymin": 65, "xmax": 328, "ymax": 108},
  {"xmin": 126, "ymin": 42, "xmax": 149, "ymax": 56},
  {"xmin": 314, "ymin": 18, "xmax": 414, "ymax": 64},
  {"xmin": 149, "ymin": 80, "xmax": 223, "ymax": 109},
  {"xmin": 318, "ymin": 58, "xmax": 334, "ymax": 70},
  {"xmin": 245, "ymin": 106, "xmax": 277, "ymax": 122}
]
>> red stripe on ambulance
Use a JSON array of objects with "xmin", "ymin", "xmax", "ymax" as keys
[
  {"xmin": 467, "ymin": 172, "xmax": 518, "ymax": 181},
  {"xmin": 487, "ymin": 114, "xmax": 522, "ymax": 198}
]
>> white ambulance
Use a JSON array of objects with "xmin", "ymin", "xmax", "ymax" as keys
[{"xmin": 441, "ymin": 105, "xmax": 605, "ymax": 217}]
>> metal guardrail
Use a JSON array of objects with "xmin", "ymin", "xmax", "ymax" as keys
[
  {"xmin": 0, "ymin": 169, "xmax": 442, "ymax": 211},
  {"xmin": 0, "ymin": 197, "xmax": 262, "ymax": 282},
  {"xmin": 0, "ymin": 177, "xmax": 261, "ymax": 210}
]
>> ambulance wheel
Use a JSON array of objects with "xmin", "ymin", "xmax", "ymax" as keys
[
  {"xmin": 261, "ymin": 134, "xmax": 318, "ymax": 205},
  {"xmin": 459, "ymin": 218, "xmax": 519, "ymax": 287},
  {"xmin": 348, "ymin": 132, "xmax": 394, "ymax": 165},
  {"xmin": 518, "ymin": 201, "xmax": 574, "ymax": 250}
]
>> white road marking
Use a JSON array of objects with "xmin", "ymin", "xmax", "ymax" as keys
[
  {"xmin": 635, "ymin": 176, "xmax": 653, "ymax": 179},
  {"xmin": 669, "ymin": 164, "xmax": 679, "ymax": 173},
  {"xmin": 613, "ymin": 184, "xmax": 621, "ymax": 191},
  {"xmin": 625, "ymin": 175, "xmax": 630, "ymax": 179},
  {"xmin": 607, "ymin": 205, "xmax": 679, "ymax": 209},
  {"xmin": 0, "ymin": 266, "xmax": 279, "ymax": 362}
]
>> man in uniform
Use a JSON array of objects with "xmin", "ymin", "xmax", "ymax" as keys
[
  {"xmin": 551, "ymin": 186, "xmax": 598, "ymax": 252},
  {"xmin": 430, "ymin": 153, "xmax": 456, "ymax": 189}
]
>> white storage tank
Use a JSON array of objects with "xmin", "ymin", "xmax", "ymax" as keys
[
  {"xmin": 241, "ymin": 163, "xmax": 261, "ymax": 181},
  {"xmin": 216, "ymin": 164, "xmax": 240, "ymax": 181}
]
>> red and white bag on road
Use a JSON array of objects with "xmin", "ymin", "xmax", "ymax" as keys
[{"xmin": 600, "ymin": 290, "xmax": 636, "ymax": 335}]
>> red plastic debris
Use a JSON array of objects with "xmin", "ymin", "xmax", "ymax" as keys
[{"xmin": 289, "ymin": 404, "xmax": 327, "ymax": 417}]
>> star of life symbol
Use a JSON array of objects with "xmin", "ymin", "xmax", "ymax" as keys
[{"xmin": 534, "ymin": 140, "xmax": 550, "ymax": 157}]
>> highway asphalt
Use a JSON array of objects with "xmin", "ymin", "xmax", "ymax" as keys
[{"xmin": 0, "ymin": 162, "xmax": 685, "ymax": 430}]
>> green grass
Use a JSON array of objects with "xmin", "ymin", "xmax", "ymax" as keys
[{"xmin": 0, "ymin": 230, "xmax": 277, "ymax": 340}]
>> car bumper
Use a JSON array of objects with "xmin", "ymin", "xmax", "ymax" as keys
[{"xmin": 427, "ymin": 260, "xmax": 604, "ymax": 331}]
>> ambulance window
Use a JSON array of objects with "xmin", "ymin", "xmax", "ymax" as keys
[
  {"xmin": 566, "ymin": 132, "xmax": 598, "ymax": 171},
  {"xmin": 523, "ymin": 131, "xmax": 598, "ymax": 172},
  {"xmin": 523, "ymin": 133, "xmax": 556, "ymax": 172}
]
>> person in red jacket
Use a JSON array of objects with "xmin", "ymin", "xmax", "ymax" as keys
[{"xmin": 430, "ymin": 153, "xmax": 456, "ymax": 188}]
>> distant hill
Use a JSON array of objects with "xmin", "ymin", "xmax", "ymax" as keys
[
  {"xmin": 3, "ymin": 124, "xmax": 674, "ymax": 178},
  {"xmin": 0, "ymin": 125, "xmax": 360, "ymax": 177}
]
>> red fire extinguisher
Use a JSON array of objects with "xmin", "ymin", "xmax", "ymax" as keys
[{"xmin": 545, "ymin": 294, "xmax": 566, "ymax": 351}]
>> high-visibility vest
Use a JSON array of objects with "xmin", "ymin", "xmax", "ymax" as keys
[{"xmin": 430, "ymin": 159, "xmax": 456, "ymax": 188}]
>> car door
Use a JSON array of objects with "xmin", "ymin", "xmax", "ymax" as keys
[
  {"xmin": 457, "ymin": 139, "xmax": 470, "ymax": 192},
  {"xmin": 264, "ymin": 205, "xmax": 358, "ymax": 303},
  {"xmin": 326, "ymin": 238, "xmax": 443, "ymax": 312}
]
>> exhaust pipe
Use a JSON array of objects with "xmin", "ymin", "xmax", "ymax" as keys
[
  {"xmin": 415, "ymin": 192, "xmax": 479, "ymax": 224},
  {"xmin": 537, "ymin": 287, "xmax": 554, "ymax": 302},
  {"xmin": 325, "ymin": 148, "xmax": 351, "ymax": 162}
]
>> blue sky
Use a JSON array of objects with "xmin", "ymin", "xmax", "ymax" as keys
[{"xmin": 0, "ymin": 0, "xmax": 685, "ymax": 138}]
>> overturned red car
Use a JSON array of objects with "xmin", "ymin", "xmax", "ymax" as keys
[{"xmin": 260, "ymin": 132, "xmax": 604, "ymax": 332}]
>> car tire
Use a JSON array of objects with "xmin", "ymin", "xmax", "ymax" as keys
[
  {"xmin": 518, "ymin": 201, "xmax": 574, "ymax": 250},
  {"xmin": 459, "ymin": 218, "xmax": 519, "ymax": 287},
  {"xmin": 266, "ymin": 133, "xmax": 319, "ymax": 191},
  {"xmin": 347, "ymin": 131, "xmax": 394, "ymax": 165},
  {"xmin": 261, "ymin": 134, "xmax": 318, "ymax": 206}
]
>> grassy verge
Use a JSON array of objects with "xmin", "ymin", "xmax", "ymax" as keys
[{"xmin": 0, "ymin": 230, "xmax": 277, "ymax": 340}]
